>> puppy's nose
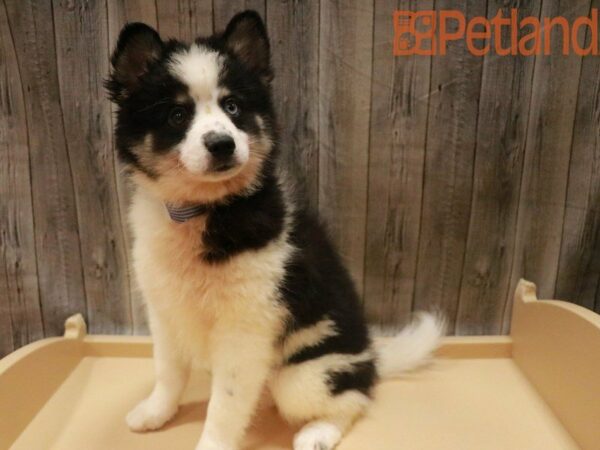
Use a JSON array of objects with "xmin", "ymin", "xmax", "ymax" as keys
[{"xmin": 204, "ymin": 132, "xmax": 235, "ymax": 157}]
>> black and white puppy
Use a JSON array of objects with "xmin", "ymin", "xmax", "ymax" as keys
[{"xmin": 107, "ymin": 11, "xmax": 444, "ymax": 450}]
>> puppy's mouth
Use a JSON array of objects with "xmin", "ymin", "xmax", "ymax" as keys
[
  {"xmin": 211, "ymin": 160, "xmax": 237, "ymax": 172},
  {"xmin": 197, "ymin": 158, "xmax": 245, "ymax": 182}
]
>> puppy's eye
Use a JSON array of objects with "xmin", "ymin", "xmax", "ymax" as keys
[
  {"xmin": 168, "ymin": 106, "xmax": 188, "ymax": 127},
  {"xmin": 224, "ymin": 98, "xmax": 240, "ymax": 117}
]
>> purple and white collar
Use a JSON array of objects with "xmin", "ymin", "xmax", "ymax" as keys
[{"xmin": 165, "ymin": 203, "xmax": 211, "ymax": 223}]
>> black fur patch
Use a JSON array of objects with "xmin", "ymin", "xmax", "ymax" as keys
[
  {"xmin": 107, "ymin": 38, "xmax": 193, "ymax": 176},
  {"xmin": 285, "ymin": 333, "xmax": 367, "ymax": 365},
  {"xmin": 201, "ymin": 166, "xmax": 285, "ymax": 263},
  {"xmin": 327, "ymin": 360, "xmax": 377, "ymax": 396},
  {"xmin": 280, "ymin": 208, "xmax": 372, "ymax": 365}
]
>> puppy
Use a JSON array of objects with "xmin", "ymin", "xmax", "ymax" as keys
[{"xmin": 107, "ymin": 11, "xmax": 444, "ymax": 450}]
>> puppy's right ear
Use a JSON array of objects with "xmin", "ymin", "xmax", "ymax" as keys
[{"xmin": 107, "ymin": 23, "xmax": 163, "ymax": 101}]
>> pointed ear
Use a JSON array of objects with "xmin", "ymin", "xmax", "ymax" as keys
[
  {"xmin": 222, "ymin": 11, "xmax": 272, "ymax": 83},
  {"xmin": 108, "ymin": 23, "xmax": 163, "ymax": 100}
]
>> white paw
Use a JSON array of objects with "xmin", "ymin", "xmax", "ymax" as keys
[
  {"xmin": 293, "ymin": 421, "xmax": 342, "ymax": 450},
  {"xmin": 126, "ymin": 397, "xmax": 178, "ymax": 432}
]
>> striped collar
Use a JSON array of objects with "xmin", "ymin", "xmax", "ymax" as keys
[{"xmin": 165, "ymin": 203, "xmax": 211, "ymax": 223}]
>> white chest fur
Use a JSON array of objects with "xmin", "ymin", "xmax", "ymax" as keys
[{"xmin": 129, "ymin": 188, "xmax": 291, "ymax": 364}]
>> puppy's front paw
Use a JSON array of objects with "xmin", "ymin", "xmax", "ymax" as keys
[{"xmin": 126, "ymin": 397, "xmax": 178, "ymax": 432}]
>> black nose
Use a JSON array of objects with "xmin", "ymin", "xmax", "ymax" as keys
[{"xmin": 204, "ymin": 132, "xmax": 235, "ymax": 157}]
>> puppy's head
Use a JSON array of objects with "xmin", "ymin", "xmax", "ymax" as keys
[{"xmin": 107, "ymin": 11, "xmax": 275, "ymax": 203}]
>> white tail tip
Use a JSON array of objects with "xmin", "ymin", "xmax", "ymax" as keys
[{"xmin": 376, "ymin": 312, "xmax": 446, "ymax": 378}]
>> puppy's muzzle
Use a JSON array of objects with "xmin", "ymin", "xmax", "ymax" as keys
[{"xmin": 203, "ymin": 132, "xmax": 237, "ymax": 172}]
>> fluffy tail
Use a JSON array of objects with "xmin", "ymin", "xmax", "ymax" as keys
[{"xmin": 375, "ymin": 312, "xmax": 446, "ymax": 378}]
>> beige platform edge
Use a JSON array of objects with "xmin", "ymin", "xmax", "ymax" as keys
[{"xmin": 1, "ymin": 279, "xmax": 599, "ymax": 449}]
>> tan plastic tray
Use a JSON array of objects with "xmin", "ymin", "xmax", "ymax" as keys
[{"xmin": 1, "ymin": 280, "xmax": 599, "ymax": 450}]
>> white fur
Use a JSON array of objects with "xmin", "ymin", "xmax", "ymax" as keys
[
  {"xmin": 376, "ymin": 312, "xmax": 446, "ymax": 378},
  {"xmin": 126, "ymin": 303, "xmax": 189, "ymax": 431},
  {"xmin": 168, "ymin": 45, "xmax": 250, "ymax": 178},
  {"xmin": 294, "ymin": 421, "xmax": 343, "ymax": 450},
  {"xmin": 270, "ymin": 351, "xmax": 373, "ymax": 425},
  {"xmin": 282, "ymin": 318, "xmax": 338, "ymax": 360},
  {"xmin": 129, "ymin": 187, "xmax": 291, "ymax": 449},
  {"xmin": 128, "ymin": 184, "xmax": 374, "ymax": 450},
  {"xmin": 128, "ymin": 186, "xmax": 445, "ymax": 449},
  {"xmin": 168, "ymin": 46, "xmax": 222, "ymax": 100}
]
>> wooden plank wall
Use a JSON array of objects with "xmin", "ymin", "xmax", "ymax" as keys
[{"xmin": 1, "ymin": 0, "xmax": 600, "ymax": 355}]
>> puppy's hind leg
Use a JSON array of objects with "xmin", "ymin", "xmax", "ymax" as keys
[
  {"xmin": 126, "ymin": 309, "xmax": 190, "ymax": 432},
  {"xmin": 270, "ymin": 356, "xmax": 375, "ymax": 450}
]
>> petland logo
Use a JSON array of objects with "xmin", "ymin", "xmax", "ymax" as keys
[{"xmin": 393, "ymin": 9, "xmax": 599, "ymax": 56}]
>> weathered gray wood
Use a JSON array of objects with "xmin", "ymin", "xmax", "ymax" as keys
[
  {"xmin": 156, "ymin": 0, "xmax": 213, "ymax": 40},
  {"xmin": 318, "ymin": 0, "xmax": 373, "ymax": 295},
  {"xmin": 267, "ymin": 0, "xmax": 320, "ymax": 208},
  {"xmin": 455, "ymin": 0, "xmax": 540, "ymax": 335},
  {"xmin": 363, "ymin": 0, "xmax": 432, "ymax": 329},
  {"xmin": 0, "ymin": 0, "xmax": 19, "ymax": 356},
  {"xmin": 0, "ymin": 263, "xmax": 13, "ymax": 356},
  {"xmin": 52, "ymin": 0, "xmax": 132, "ymax": 334},
  {"xmin": 0, "ymin": 0, "xmax": 44, "ymax": 357},
  {"xmin": 507, "ymin": 0, "xmax": 593, "ymax": 329},
  {"xmin": 107, "ymin": 0, "xmax": 160, "ymax": 335},
  {"xmin": 110, "ymin": 0, "xmax": 158, "ymax": 26},
  {"xmin": 412, "ymin": 0, "xmax": 487, "ymax": 331},
  {"xmin": 213, "ymin": 0, "xmax": 265, "ymax": 32},
  {"xmin": 4, "ymin": 0, "xmax": 87, "ymax": 337},
  {"xmin": 555, "ymin": 5, "xmax": 600, "ymax": 313}
]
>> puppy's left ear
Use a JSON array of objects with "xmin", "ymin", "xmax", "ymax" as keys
[{"xmin": 223, "ymin": 11, "xmax": 272, "ymax": 83}]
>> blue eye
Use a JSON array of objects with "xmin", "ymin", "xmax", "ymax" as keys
[
  {"xmin": 168, "ymin": 106, "xmax": 188, "ymax": 127},
  {"xmin": 224, "ymin": 98, "xmax": 240, "ymax": 117}
]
